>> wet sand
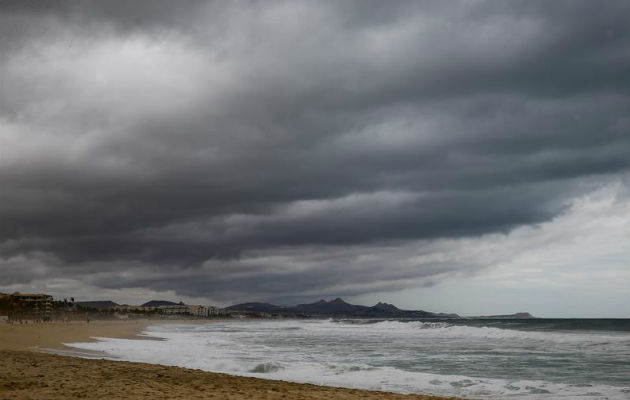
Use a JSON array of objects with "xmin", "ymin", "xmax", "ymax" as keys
[
  {"xmin": 0, "ymin": 320, "xmax": 156, "ymax": 351},
  {"xmin": 0, "ymin": 320, "xmax": 460, "ymax": 400}
]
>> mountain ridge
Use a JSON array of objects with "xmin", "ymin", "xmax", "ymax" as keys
[
  {"xmin": 226, "ymin": 298, "xmax": 458, "ymax": 318},
  {"xmin": 141, "ymin": 300, "xmax": 179, "ymax": 307},
  {"xmin": 75, "ymin": 300, "xmax": 119, "ymax": 310}
]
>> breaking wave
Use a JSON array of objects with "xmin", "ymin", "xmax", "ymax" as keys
[{"xmin": 65, "ymin": 319, "xmax": 630, "ymax": 399}]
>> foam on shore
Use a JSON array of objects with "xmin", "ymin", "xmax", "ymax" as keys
[{"xmin": 65, "ymin": 319, "xmax": 630, "ymax": 399}]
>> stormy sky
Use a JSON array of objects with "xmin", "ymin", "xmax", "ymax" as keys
[{"xmin": 1, "ymin": 0, "xmax": 628, "ymax": 317}]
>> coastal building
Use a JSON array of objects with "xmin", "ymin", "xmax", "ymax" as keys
[
  {"xmin": 187, "ymin": 305, "xmax": 206, "ymax": 317},
  {"xmin": 208, "ymin": 306, "xmax": 224, "ymax": 316},
  {"xmin": 113, "ymin": 305, "xmax": 158, "ymax": 313},
  {"xmin": 105, "ymin": 302, "xmax": 225, "ymax": 318},
  {"xmin": 186, "ymin": 305, "xmax": 223, "ymax": 317},
  {"xmin": 0, "ymin": 292, "xmax": 53, "ymax": 320},
  {"xmin": 159, "ymin": 304, "xmax": 189, "ymax": 315}
]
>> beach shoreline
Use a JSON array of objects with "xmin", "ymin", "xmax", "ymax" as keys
[
  {"xmin": 0, "ymin": 320, "xmax": 461, "ymax": 400},
  {"xmin": 0, "ymin": 319, "xmax": 155, "ymax": 351}
]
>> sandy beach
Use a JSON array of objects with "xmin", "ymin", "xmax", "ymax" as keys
[
  {"xmin": 0, "ymin": 320, "xmax": 459, "ymax": 400},
  {"xmin": 0, "ymin": 320, "xmax": 157, "ymax": 351}
]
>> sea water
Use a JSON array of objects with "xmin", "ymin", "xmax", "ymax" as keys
[{"xmin": 66, "ymin": 318, "xmax": 630, "ymax": 399}]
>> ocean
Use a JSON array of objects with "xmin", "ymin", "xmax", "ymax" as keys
[{"xmin": 66, "ymin": 318, "xmax": 630, "ymax": 399}]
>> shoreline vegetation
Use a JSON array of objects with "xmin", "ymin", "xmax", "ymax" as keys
[{"xmin": 0, "ymin": 320, "xmax": 461, "ymax": 400}]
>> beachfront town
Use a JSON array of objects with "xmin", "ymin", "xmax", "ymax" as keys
[{"xmin": 0, "ymin": 292, "xmax": 237, "ymax": 323}]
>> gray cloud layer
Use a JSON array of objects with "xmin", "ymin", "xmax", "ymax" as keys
[{"xmin": 0, "ymin": 0, "xmax": 628, "ymax": 303}]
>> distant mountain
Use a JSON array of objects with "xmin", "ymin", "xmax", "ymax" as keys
[
  {"xmin": 75, "ymin": 301, "xmax": 118, "ymax": 310},
  {"xmin": 371, "ymin": 302, "xmax": 400, "ymax": 313},
  {"xmin": 141, "ymin": 300, "xmax": 179, "ymax": 307},
  {"xmin": 295, "ymin": 298, "xmax": 360, "ymax": 314},
  {"xmin": 226, "ymin": 298, "xmax": 457, "ymax": 318},
  {"xmin": 433, "ymin": 312, "xmax": 462, "ymax": 318},
  {"xmin": 470, "ymin": 312, "xmax": 536, "ymax": 319}
]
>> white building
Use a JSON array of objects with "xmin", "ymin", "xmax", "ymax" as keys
[
  {"xmin": 186, "ymin": 305, "xmax": 223, "ymax": 317},
  {"xmin": 159, "ymin": 305, "xmax": 189, "ymax": 315}
]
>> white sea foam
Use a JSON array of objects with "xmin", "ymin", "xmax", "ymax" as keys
[
  {"xmin": 311, "ymin": 319, "xmax": 627, "ymax": 342},
  {"xmin": 66, "ymin": 320, "xmax": 630, "ymax": 400}
]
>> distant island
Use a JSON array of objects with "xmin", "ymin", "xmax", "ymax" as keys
[{"xmin": 468, "ymin": 312, "xmax": 536, "ymax": 319}]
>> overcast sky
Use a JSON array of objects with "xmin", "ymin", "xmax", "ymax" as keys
[{"xmin": 0, "ymin": 0, "xmax": 628, "ymax": 317}]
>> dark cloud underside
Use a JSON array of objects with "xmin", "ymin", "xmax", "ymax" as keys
[{"xmin": 0, "ymin": 0, "xmax": 628, "ymax": 301}]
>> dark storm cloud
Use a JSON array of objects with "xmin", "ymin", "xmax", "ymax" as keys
[{"xmin": 0, "ymin": 0, "xmax": 628, "ymax": 301}]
